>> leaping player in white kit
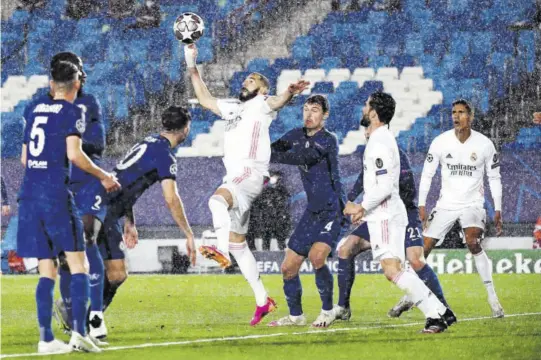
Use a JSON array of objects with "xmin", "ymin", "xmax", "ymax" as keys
[
  {"xmin": 418, "ymin": 99, "xmax": 504, "ymax": 318},
  {"xmin": 184, "ymin": 44, "xmax": 309, "ymax": 325}
]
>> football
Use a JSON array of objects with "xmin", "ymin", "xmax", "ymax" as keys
[{"xmin": 173, "ymin": 12, "xmax": 205, "ymax": 44}]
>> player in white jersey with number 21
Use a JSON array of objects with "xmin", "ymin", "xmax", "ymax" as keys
[
  {"xmin": 418, "ymin": 99, "xmax": 504, "ymax": 318},
  {"xmin": 184, "ymin": 44, "xmax": 309, "ymax": 326}
]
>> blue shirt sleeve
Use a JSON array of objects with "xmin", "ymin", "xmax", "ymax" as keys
[
  {"xmin": 271, "ymin": 130, "xmax": 325, "ymax": 166},
  {"xmin": 82, "ymin": 96, "xmax": 105, "ymax": 158},
  {"xmin": 348, "ymin": 171, "xmax": 364, "ymax": 202},
  {"xmin": 270, "ymin": 130, "xmax": 295, "ymax": 153},
  {"xmin": 157, "ymin": 152, "xmax": 177, "ymax": 181},
  {"xmin": 1, "ymin": 176, "xmax": 8, "ymax": 206},
  {"xmin": 65, "ymin": 106, "xmax": 85, "ymax": 138},
  {"xmin": 22, "ymin": 102, "xmax": 34, "ymax": 144}
]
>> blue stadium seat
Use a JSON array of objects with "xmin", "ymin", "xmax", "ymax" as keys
[
  {"xmin": 197, "ymin": 37, "xmax": 214, "ymax": 63},
  {"xmin": 319, "ymin": 57, "xmax": 342, "ymax": 73},
  {"xmin": 246, "ymin": 58, "xmax": 271, "ymax": 73},
  {"xmin": 311, "ymin": 82, "xmax": 334, "ymax": 94}
]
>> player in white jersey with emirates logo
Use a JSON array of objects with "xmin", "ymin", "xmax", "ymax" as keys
[
  {"xmin": 184, "ymin": 44, "xmax": 309, "ymax": 325},
  {"xmin": 344, "ymin": 92, "xmax": 453, "ymax": 333},
  {"xmin": 419, "ymin": 99, "xmax": 504, "ymax": 318}
]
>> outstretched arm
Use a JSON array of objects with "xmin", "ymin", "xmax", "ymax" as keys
[
  {"xmin": 161, "ymin": 179, "xmax": 196, "ymax": 265},
  {"xmin": 266, "ymin": 80, "xmax": 310, "ymax": 111},
  {"xmin": 184, "ymin": 44, "xmax": 221, "ymax": 116}
]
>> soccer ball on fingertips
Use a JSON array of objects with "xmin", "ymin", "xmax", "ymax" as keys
[{"xmin": 173, "ymin": 12, "xmax": 204, "ymax": 44}]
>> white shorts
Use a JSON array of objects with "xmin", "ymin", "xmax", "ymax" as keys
[
  {"xmin": 367, "ymin": 215, "xmax": 407, "ymax": 263},
  {"xmin": 219, "ymin": 168, "xmax": 265, "ymax": 234},
  {"xmin": 424, "ymin": 206, "xmax": 486, "ymax": 246}
]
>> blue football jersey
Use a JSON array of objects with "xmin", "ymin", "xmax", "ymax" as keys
[
  {"xmin": 108, "ymin": 134, "xmax": 177, "ymax": 208},
  {"xmin": 271, "ymin": 127, "xmax": 346, "ymax": 213},
  {"xmin": 19, "ymin": 98, "xmax": 85, "ymax": 200},
  {"xmin": 348, "ymin": 147, "xmax": 418, "ymax": 210},
  {"xmin": 24, "ymin": 90, "xmax": 105, "ymax": 186},
  {"xmin": 71, "ymin": 92, "xmax": 105, "ymax": 185}
]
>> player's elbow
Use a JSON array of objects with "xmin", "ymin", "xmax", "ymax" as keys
[{"xmin": 66, "ymin": 149, "xmax": 80, "ymax": 163}]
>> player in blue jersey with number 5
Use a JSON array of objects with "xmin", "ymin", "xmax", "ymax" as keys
[
  {"xmin": 17, "ymin": 60, "xmax": 120, "ymax": 354},
  {"xmin": 24, "ymin": 52, "xmax": 110, "ymax": 340},
  {"xmin": 268, "ymin": 95, "xmax": 346, "ymax": 328}
]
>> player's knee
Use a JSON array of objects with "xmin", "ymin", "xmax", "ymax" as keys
[
  {"xmin": 108, "ymin": 270, "xmax": 128, "ymax": 283},
  {"xmin": 466, "ymin": 240, "xmax": 482, "ymax": 254},
  {"xmin": 309, "ymin": 253, "xmax": 327, "ymax": 269},
  {"xmin": 409, "ymin": 257, "xmax": 425, "ymax": 271},
  {"xmin": 337, "ymin": 244, "xmax": 351, "ymax": 259},
  {"xmin": 208, "ymin": 195, "xmax": 228, "ymax": 212},
  {"xmin": 281, "ymin": 263, "xmax": 298, "ymax": 280}
]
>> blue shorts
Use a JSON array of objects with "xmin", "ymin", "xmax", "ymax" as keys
[
  {"xmin": 17, "ymin": 196, "xmax": 84, "ymax": 259},
  {"xmin": 71, "ymin": 180, "xmax": 107, "ymax": 223},
  {"xmin": 97, "ymin": 203, "xmax": 125, "ymax": 260},
  {"xmin": 350, "ymin": 209, "xmax": 423, "ymax": 249},
  {"xmin": 288, "ymin": 209, "xmax": 343, "ymax": 257}
]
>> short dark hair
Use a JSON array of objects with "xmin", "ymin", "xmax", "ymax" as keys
[
  {"xmin": 51, "ymin": 61, "xmax": 80, "ymax": 83},
  {"xmin": 452, "ymin": 99, "xmax": 474, "ymax": 116},
  {"xmin": 369, "ymin": 92, "xmax": 395, "ymax": 124},
  {"xmin": 51, "ymin": 52, "xmax": 86, "ymax": 84},
  {"xmin": 162, "ymin": 106, "xmax": 191, "ymax": 131},
  {"xmin": 305, "ymin": 94, "xmax": 330, "ymax": 114}
]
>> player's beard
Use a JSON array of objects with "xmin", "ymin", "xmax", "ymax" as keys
[
  {"xmin": 360, "ymin": 112, "xmax": 370, "ymax": 127},
  {"xmin": 239, "ymin": 87, "xmax": 259, "ymax": 102}
]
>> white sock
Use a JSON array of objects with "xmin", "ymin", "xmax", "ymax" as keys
[
  {"xmin": 473, "ymin": 250, "xmax": 498, "ymax": 301},
  {"xmin": 229, "ymin": 241, "xmax": 268, "ymax": 306},
  {"xmin": 393, "ymin": 270, "xmax": 447, "ymax": 319},
  {"xmin": 208, "ymin": 195, "xmax": 231, "ymax": 258}
]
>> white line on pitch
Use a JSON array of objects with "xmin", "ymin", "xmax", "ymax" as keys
[{"xmin": 2, "ymin": 312, "xmax": 540, "ymax": 358}]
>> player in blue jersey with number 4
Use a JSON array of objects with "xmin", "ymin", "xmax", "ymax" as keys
[
  {"xmin": 17, "ymin": 60, "xmax": 120, "ymax": 354},
  {"xmin": 268, "ymin": 95, "xmax": 347, "ymax": 328}
]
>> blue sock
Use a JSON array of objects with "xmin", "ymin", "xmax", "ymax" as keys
[
  {"xmin": 86, "ymin": 244, "xmax": 105, "ymax": 312},
  {"xmin": 58, "ymin": 266, "xmax": 73, "ymax": 327},
  {"xmin": 315, "ymin": 265, "xmax": 334, "ymax": 311},
  {"xmin": 337, "ymin": 257, "xmax": 356, "ymax": 308},
  {"xmin": 36, "ymin": 277, "xmax": 55, "ymax": 342},
  {"xmin": 71, "ymin": 273, "xmax": 90, "ymax": 336},
  {"xmin": 416, "ymin": 264, "xmax": 449, "ymax": 307},
  {"xmin": 283, "ymin": 275, "xmax": 303, "ymax": 316}
]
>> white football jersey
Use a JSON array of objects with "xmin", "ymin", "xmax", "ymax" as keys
[
  {"xmin": 361, "ymin": 126, "xmax": 407, "ymax": 222},
  {"xmin": 216, "ymin": 95, "xmax": 274, "ymax": 177},
  {"xmin": 418, "ymin": 129, "xmax": 502, "ymax": 211}
]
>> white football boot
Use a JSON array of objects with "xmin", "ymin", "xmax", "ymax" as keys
[
  {"xmin": 388, "ymin": 294, "xmax": 414, "ymax": 318},
  {"xmin": 88, "ymin": 311, "xmax": 108, "ymax": 339},
  {"xmin": 268, "ymin": 314, "xmax": 307, "ymax": 327},
  {"xmin": 37, "ymin": 339, "xmax": 72, "ymax": 354},
  {"xmin": 333, "ymin": 304, "xmax": 351, "ymax": 321},
  {"xmin": 312, "ymin": 309, "xmax": 337, "ymax": 328},
  {"xmin": 489, "ymin": 298, "xmax": 505, "ymax": 318},
  {"xmin": 69, "ymin": 331, "xmax": 102, "ymax": 353}
]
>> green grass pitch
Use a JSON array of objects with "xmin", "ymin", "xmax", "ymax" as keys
[{"xmin": 2, "ymin": 274, "xmax": 540, "ymax": 359}]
